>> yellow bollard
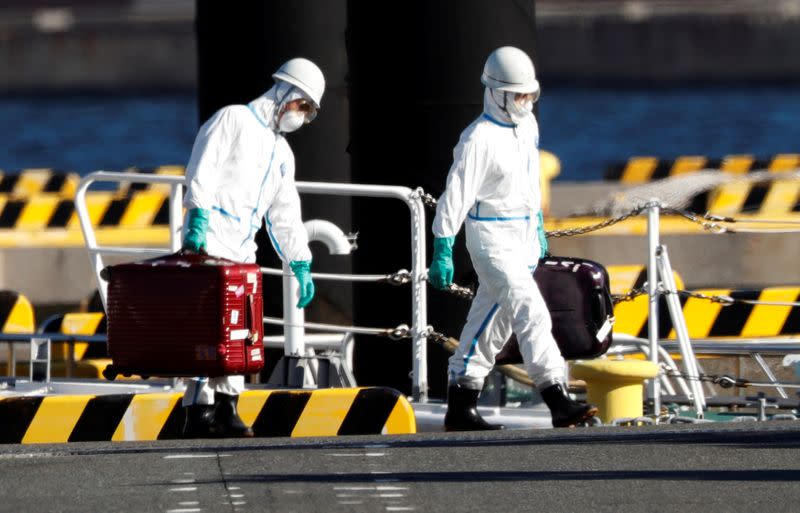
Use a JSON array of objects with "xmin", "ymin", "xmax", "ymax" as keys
[{"xmin": 571, "ymin": 359, "xmax": 659, "ymax": 424}]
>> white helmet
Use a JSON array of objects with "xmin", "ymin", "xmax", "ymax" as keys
[
  {"xmin": 481, "ymin": 46, "xmax": 540, "ymax": 96},
  {"xmin": 272, "ymin": 57, "xmax": 326, "ymax": 109}
]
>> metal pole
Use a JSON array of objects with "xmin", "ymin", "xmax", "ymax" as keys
[
  {"xmin": 409, "ymin": 196, "xmax": 428, "ymax": 402},
  {"xmin": 295, "ymin": 182, "xmax": 429, "ymax": 402},
  {"xmin": 646, "ymin": 201, "xmax": 661, "ymax": 415},
  {"xmin": 282, "ymin": 263, "xmax": 305, "ymax": 357},
  {"xmin": 658, "ymin": 245, "xmax": 706, "ymax": 414},
  {"xmin": 169, "ymin": 182, "xmax": 184, "ymax": 252}
]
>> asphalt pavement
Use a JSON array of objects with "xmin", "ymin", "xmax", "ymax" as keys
[{"xmin": 1, "ymin": 421, "xmax": 799, "ymax": 512}]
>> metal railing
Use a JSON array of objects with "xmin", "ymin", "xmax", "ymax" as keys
[{"xmin": 74, "ymin": 172, "xmax": 431, "ymax": 401}]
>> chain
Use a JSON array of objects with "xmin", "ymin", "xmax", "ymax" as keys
[
  {"xmin": 661, "ymin": 207, "xmax": 730, "ymax": 234},
  {"xmin": 546, "ymin": 205, "xmax": 651, "ymax": 238},
  {"xmin": 669, "ymin": 289, "xmax": 735, "ymax": 305},
  {"xmin": 666, "ymin": 289, "xmax": 800, "ymax": 308},
  {"xmin": 445, "ymin": 283, "xmax": 475, "ymax": 299},
  {"xmin": 424, "ymin": 327, "xmax": 453, "ymax": 346},
  {"xmin": 382, "ymin": 269, "xmax": 413, "ymax": 286},
  {"xmin": 661, "ymin": 368, "xmax": 800, "ymax": 390},
  {"xmin": 387, "ymin": 324, "xmax": 412, "ymax": 340},
  {"xmin": 412, "ymin": 187, "xmax": 439, "ymax": 209},
  {"xmin": 611, "ymin": 287, "xmax": 648, "ymax": 304},
  {"xmin": 411, "ymin": 186, "xmax": 800, "ymax": 237}
]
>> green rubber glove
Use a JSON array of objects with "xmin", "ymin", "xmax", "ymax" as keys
[
  {"xmin": 429, "ymin": 236, "xmax": 455, "ymax": 290},
  {"xmin": 290, "ymin": 260, "xmax": 315, "ymax": 309},
  {"xmin": 182, "ymin": 208, "xmax": 209, "ymax": 253},
  {"xmin": 537, "ymin": 210, "xmax": 548, "ymax": 259}
]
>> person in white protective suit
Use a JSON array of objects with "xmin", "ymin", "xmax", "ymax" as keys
[
  {"xmin": 429, "ymin": 47, "xmax": 598, "ymax": 430},
  {"xmin": 179, "ymin": 58, "xmax": 325, "ymax": 438}
]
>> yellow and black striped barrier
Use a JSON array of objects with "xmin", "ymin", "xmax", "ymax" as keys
[
  {"xmin": 0, "ymin": 166, "xmax": 188, "ymax": 248},
  {"xmin": 605, "ymin": 154, "xmax": 800, "ymax": 184},
  {"xmin": 41, "ymin": 312, "xmax": 107, "ymax": 361},
  {"xmin": 0, "ymin": 290, "xmax": 35, "ymax": 335},
  {"xmin": 116, "ymin": 165, "xmax": 186, "ymax": 195},
  {"xmin": 0, "ymin": 169, "xmax": 79, "ymax": 198},
  {"xmin": 0, "ymin": 387, "xmax": 416, "ymax": 444},
  {"xmin": 706, "ymin": 178, "xmax": 800, "ymax": 216},
  {"xmin": 0, "ymin": 189, "xmax": 172, "ymax": 247},
  {"xmin": 613, "ymin": 286, "xmax": 800, "ymax": 339},
  {"xmin": 607, "ymin": 265, "xmax": 684, "ymax": 296}
]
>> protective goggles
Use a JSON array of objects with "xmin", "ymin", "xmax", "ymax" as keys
[
  {"xmin": 295, "ymin": 99, "xmax": 318, "ymax": 122},
  {"xmin": 515, "ymin": 88, "xmax": 541, "ymax": 104}
]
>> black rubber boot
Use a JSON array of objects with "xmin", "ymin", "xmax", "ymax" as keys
[
  {"xmin": 540, "ymin": 383, "xmax": 598, "ymax": 428},
  {"xmin": 214, "ymin": 393, "xmax": 254, "ymax": 438},
  {"xmin": 444, "ymin": 384, "xmax": 505, "ymax": 432},
  {"xmin": 182, "ymin": 404, "xmax": 220, "ymax": 439}
]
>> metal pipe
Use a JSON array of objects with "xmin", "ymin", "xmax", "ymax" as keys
[
  {"xmin": 304, "ymin": 219, "xmax": 353, "ymax": 255},
  {"xmin": 615, "ymin": 333, "xmax": 800, "ymax": 356},
  {"xmin": 295, "ymin": 182, "xmax": 429, "ymax": 402},
  {"xmin": 751, "ymin": 352, "xmax": 789, "ymax": 399},
  {"xmin": 658, "ymin": 245, "xmax": 706, "ymax": 413},
  {"xmin": 282, "ymin": 261, "xmax": 305, "ymax": 357},
  {"xmin": 169, "ymin": 182, "xmax": 184, "ymax": 252},
  {"xmin": 646, "ymin": 201, "xmax": 661, "ymax": 414},
  {"xmin": 76, "ymin": 171, "xmax": 187, "ymax": 308},
  {"xmin": 283, "ymin": 219, "xmax": 353, "ymax": 359},
  {"xmin": 75, "ymin": 174, "xmax": 430, "ymax": 401}
]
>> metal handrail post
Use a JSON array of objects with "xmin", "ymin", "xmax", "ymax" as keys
[
  {"xmin": 646, "ymin": 201, "xmax": 661, "ymax": 415},
  {"xmin": 657, "ymin": 245, "xmax": 706, "ymax": 414},
  {"xmin": 282, "ymin": 262, "xmax": 305, "ymax": 357},
  {"xmin": 410, "ymin": 196, "xmax": 428, "ymax": 402},
  {"xmin": 77, "ymin": 171, "xmax": 187, "ymax": 307},
  {"xmin": 169, "ymin": 182, "xmax": 184, "ymax": 252},
  {"xmin": 75, "ymin": 174, "xmax": 431, "ymax": 401},
  {"xmin": 295, "ymin": 182, "xmax": 429, "ymax": 402}
]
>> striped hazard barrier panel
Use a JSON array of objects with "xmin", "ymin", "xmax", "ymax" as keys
[
  {"xmin": 0, "ymin": 166, "xmax": 186, "ymax": 248},
  {"xmin": 605, "ymin": 154, "xmax": 800, "ymax": 184},
  {"xmin": 706, "ymin": 178, "xmax": 800, "ymax": 216},
  {"xmin": 0, "ymin": 387, "xmax": 416, "ymax": 444},
  {"xmin": 0, "ymin": 190, "xmax": 172, "ymax": 247},
  {"xmin": 0, "ymin": 169, "xmax": 79, "ymax": 197},
  {"xmin": 613, "ymin": 286, "xmax": 800, "ymax": 339},
  {"xmin": 607, "ymin": 265, "xmax": 684, "ymax": 296},
  {"xmin": 0, "ymin": 290, "xmax": 35, "ymax": 335},
  {"xmin": 41, "ymin": 312, "xmax": 107, "ymax": 361}
]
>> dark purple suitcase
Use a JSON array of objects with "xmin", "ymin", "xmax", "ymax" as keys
[{"xmin": 495, "ymin": 256, "xmax": 614, "ymax": 364}]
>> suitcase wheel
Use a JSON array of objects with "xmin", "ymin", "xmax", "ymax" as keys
[{"xmin": 102, "ymin": 365, "xmax": 117, "ymax": 381}]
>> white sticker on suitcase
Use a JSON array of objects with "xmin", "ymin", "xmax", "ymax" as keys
[
  {"xmin": 251, "ymin": 348, "xmax": 262, "ymax": 361},
  {"xmin": 230, "ymin": 310, "xmax": 239, "ymax": 325},
  {"xmin": 596, "ymin": 316, "xmax": 615, "ymax": 342},
  {"xmin": 230, "ymin": 329, "xmax": 249, "ymax": 341},
  {"xmin": 247, "ymin": 273, "xmax": 258, "ymax": 294}
]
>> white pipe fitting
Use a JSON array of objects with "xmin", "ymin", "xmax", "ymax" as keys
[{"xmin": 304, "ymin": 219, "xmax": 354, "ymax": 255}]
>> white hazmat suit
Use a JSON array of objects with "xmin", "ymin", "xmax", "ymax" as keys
[
  {"xmin": 432, "ymin": 87, "xmax": 566, "ymax": 391},
  {"xmin": 182, "ymin": 82, "xmax": 312, "ymax": 406}
]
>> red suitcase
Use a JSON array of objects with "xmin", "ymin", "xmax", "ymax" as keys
[
  {"xmin": 103, "ymin": 252, "xmax": 265, "ymax": 380},
  {"xmin": 495, "ymin": 255, "xmax": 614, "ymax": 364}
]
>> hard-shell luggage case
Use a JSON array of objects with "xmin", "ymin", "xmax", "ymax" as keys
[
  {"xmin": 103, "ymin": 252, "xmax": 265, "ymax": 380},
  {"xmin": 495, "ymin": 256, "xmax": 614, "ymax": 364}
]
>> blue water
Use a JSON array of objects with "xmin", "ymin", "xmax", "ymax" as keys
[{"xmin": 1, "ymin": 86, "xmax": 798, "ymax": 181}]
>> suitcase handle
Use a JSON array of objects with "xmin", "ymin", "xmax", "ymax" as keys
[{"xmin": 245, "ymin": 294, "xmax": 259, "ymax": 345}]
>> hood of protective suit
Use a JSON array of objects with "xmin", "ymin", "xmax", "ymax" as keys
[
  {"xmin": 483, "ymin": 87, "xmax": 535, "ymax": 128},
  {"xmin": 249, "ymin": 81, "xmax": 311, "ymax": 133}
]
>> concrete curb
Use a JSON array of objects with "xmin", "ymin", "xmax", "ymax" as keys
[{"xmin": 0, "ymin": 386, "xmax": 417, "ymax": 444}]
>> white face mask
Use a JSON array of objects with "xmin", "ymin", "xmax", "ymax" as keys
[
  {"xmin": 506, "ymin": 93, "xmax": 533, "ymax": 125},
  {"xmin": 278, "ymin": 110, "xmax": 306, "ymax": 133}
]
